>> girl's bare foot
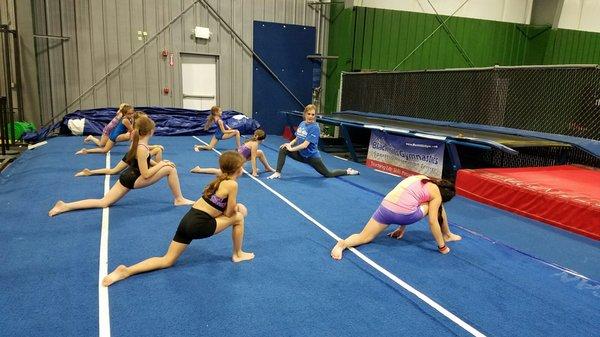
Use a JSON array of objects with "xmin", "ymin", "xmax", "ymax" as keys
[
  {"xmin": 102, "ymin": 265, "xmax": 129, "ymax": 287},
  {"xmin": 75, "ymin": 149, "xmax": 87, "ymax": 155},
  {"xmin": 444, "ymin": 233, "xmax": 462, "ymax": 242},
  {"xmin": 331, "ymin": 241, "xmax": 346, "ymax": 260},
  {"xmin": 232, "ymin": 251, "xmax": 255, "ymax": 262},
  {"xmin": 387, "ymin": 226, "xmax": 406, "ymax": 240},
  {"xmin": 174, "ymin": 197, "xmax": 195, "ymax": 206},
  {"xmin": 84, "ymin": 135, "xmax": 94, "ymax": 143},
  {"xmin": 265, "ymin": 167, "xmax": 275, "ymax": 173},
  {"xmin": 267, "ymin": 172, "xmax": 281, "ymax": 179},
  {"xmin": 193, "ymin": 145, "xmax": 204, "ymax": 152},
  {"xmin": 190, "ymin": 166, "xmax": 202, "ymax": 173},
  {"xmin": 75, "ymin": 168, "xmax": 92, "ymax": 177},
  {"xmin": 48, "ymin": 201, "xmax": 66, "ymax": 217}
]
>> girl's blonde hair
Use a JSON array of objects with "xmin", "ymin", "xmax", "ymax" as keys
[
  {"xmin": 118, "ymin": 103, "xmax": 133, "ymax": 114},
  {"xmin": 204, "ymin": 106, "xmax": 222, "ymax": 131},
  {"xmin": 304, "ymin": 104, "xmax": 317, "ymax": 115},
  {"xmin": 203, "ymin": 151, "xmax": 244, "ymax": 198},
  {"xmin": 125, "ymin": 115, "xmax": 155, "ymax": 163},
  {"xmin": 244, "ymin": 129, "xmax": 266, "ymax": 144}
]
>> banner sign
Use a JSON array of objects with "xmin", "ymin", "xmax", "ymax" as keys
[{"xmin": 366, "ymin": 130, "xmax": 445, "ymax": 178}]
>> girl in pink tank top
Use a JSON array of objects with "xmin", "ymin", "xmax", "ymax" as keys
[{"xmin": 331, "ymin": 175, "xmax": 462, "ymax": 259}]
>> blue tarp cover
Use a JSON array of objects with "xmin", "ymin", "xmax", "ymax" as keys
[{"xmin": 24, "ymin": 107, "xmax": 260, "ymax": 142}]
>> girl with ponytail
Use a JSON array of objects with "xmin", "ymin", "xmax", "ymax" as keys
[
  {"xmin": 78, "ymin": 103, "xmax": 135, "ymax": 154},
  {"xmin": 49, "ymin": 114, "xmax": 194, "ymax": 216},
  {"xmin": 191, "ymin": 129, "xmax": 275, "ymax": 177},
  {"xmin": 331, "ymin": 175, "xmax": 462, "ymax": 260},
  {"xmin": 75, "ymin": 112, "xmax": 165, "ymax": 177},
  {"xmin": 193, "ymin": 106, "xmax": 241, "ymax": 151},
  {"xmin": 102, "ymin": 151, "xmax": 254, "ymax": 287}
]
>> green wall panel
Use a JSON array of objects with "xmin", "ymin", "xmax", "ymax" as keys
[
  {"xmin": 325, "ymin": 6, "xmax": 600, "ymax": 114},
  {"xmin": 324, "ymin": 4, "xmax": 355, "ymax": 115}
]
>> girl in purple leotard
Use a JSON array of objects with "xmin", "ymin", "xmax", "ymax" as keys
[{"xmin": 191, "ymin": 129, "xmax": 274, "ymax": 177}]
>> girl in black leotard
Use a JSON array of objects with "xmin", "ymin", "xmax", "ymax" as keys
[
  {"xmin": 49, "ymin": 114, "xmax": 193, "ymax": 216},
  {"xmin": 102, "ymin": 151, "xmax": 254, "ymax": 287}
]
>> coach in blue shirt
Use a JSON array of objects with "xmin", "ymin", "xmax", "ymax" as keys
[{"xmin": 267, "ymin": 104, "xmax": 359, "ymax": 179}]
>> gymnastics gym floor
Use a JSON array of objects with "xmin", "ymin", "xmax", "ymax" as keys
[{"xmin": 1, "ymin": 135, "xmax": 598, "ymax": 337}]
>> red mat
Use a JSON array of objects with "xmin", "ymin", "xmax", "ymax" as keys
[{"xmin": 456, "ymin": 165, "xmax": 600, "ymax": 240}]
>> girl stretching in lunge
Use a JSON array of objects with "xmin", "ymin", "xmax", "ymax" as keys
[
  {"xmin": 82, "ymin": 103, "xmax": 133, "ymax": 147},
  {"xmin": 331, "ymin": 175, "xmax": 461, "ymax": 259},
  {"xmin": 78, "ymin": 104, "xmax": 135, "ymax": 154},
  {"xmin": 102, "ymin": 151, "xmax": 254, "ymax": 287},
  {"xmin": 75, "ymin": 145, "xmax": 164, "ymax": 177},
  {"xmin": 49, "ymin": 115, "xmax": 193, "ymax": 216},
  {"xmin": 191, "ymin": 129, "xmax": 274, "ymax": 177},
  {"xmin": 267, "ymin": 104, "xmax": 359, "ymax": 179},
  {"xmin": 193, "ymin": 106, "xmax": 241, "ymax": 151}
]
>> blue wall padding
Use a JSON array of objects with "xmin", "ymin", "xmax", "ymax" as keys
[
  {"xmin": 252, "ymin": 21, "xmax": 316, "ymax": 134},
  {"xmin": 23, "ymin": 107, "xmax": 261, "ymax": 142}
]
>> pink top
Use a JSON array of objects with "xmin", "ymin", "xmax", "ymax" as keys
[{"xmin": 381, "ymin": 179, "xmax": 431, "ymax": 214}]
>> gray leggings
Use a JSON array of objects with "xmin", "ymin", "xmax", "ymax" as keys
[{"xmin": 275, "ymin": 147, "xmax": 347, "ymax": 178}]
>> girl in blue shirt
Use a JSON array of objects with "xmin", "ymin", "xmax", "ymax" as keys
[{"xmin": 267, "ymin": 104, "xmax": 359, "ymax": 179}]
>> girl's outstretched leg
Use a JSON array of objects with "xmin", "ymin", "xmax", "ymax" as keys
[
  {"xmin": 190, "ymin": 166, "xmax": 222, "ymax": 175},
  {"xmin": 102, "ymin": 241, "xmax": 188, "ymax": 287},
  {"xmin": 331, "ymin": 218, "xmax": 387, "ymax": 260},
  {"xmin": 49, "ymin": 182, "xmax": 130, "ymax": 216},
  {"xmin": 75, "ymin": 161, "xmax": 128, "ymax": 176}
]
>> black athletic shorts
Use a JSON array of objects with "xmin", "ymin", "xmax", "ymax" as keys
[
  {"xmin": 118, "ymin": 167, "xmax": 139, "ymax": 189},
  {"xmin": 173, "ymin": 207, "xmax": 217, "ymax": 244}
]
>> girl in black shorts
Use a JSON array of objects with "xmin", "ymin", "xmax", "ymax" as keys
[
  {"xmin": 102, "ymin": 151, "xmax": 254, "ymax": 287},
  {"xmin": 49, "ymin": 114, "xmax": 193, "ymax": 216},
  {"xmin": 75, "ymin": 145, "xmax": 164, "ymax": 177}
]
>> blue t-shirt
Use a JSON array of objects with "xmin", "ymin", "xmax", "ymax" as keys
[{"xmin": 295, "ymin": 121, "xmax": 320, "ymax": 158}]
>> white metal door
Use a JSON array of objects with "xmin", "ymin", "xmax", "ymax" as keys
[{"xmin": 181, "ymin": 54, "xmax": 218, "ymax": 110}]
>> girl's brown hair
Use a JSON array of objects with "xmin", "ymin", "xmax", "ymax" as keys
[
  {"xmin": 204, "ymin": 106, "xmax": 222, "ymax": 131},
  {"xmin": 203, "ymin": 151, "xmax": 245, "ymax": 198},
  {"xmin": 423, "ymin": 177, "xmax": 455, "ymax": 223},
  {"xmin": 125, "ymin": 115, "xmax": 155, "ymax": 163},
  {"xmin": 244, "ymin": 129, "xmax": 266, "ymax": 144},
  {"xmin": 133, "ymin": 110, "xmax": 146, "ymax": 120}
]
